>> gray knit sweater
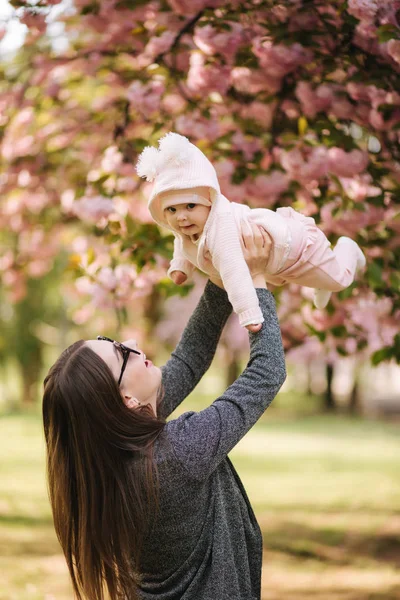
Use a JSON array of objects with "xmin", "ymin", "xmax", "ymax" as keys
[{"xmin": 139, "ymin": 281, "xmax": 286, "ymax": 600}]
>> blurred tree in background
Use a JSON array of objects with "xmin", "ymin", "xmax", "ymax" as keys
[{"xmin": 1, "ymin": 0, "xmax": 400, "ymax": 410}]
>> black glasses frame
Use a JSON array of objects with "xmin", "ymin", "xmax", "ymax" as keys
[{"xmin": 97, "ymin": 336, "xmax": 141, "ymax": 386}]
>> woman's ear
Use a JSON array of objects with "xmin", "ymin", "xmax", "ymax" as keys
[{"xmin": 124, "ymin": 396, "xmax": 141, "ymax": 409}]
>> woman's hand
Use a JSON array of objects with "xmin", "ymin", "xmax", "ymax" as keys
[
  {"xmin": 241, "ymin": 221, "xmax": 272, "ymax": 332},
  {"xmin": 241, "ymin": 221, "xmax": 272, "ymax": 281}
]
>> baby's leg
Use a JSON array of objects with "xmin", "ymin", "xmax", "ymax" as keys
[
  {"xmin": 307, "ymin": 237, "xmax": 365, "ymax": 289},
  {"xmin": 310, "ymin": 237, "xmax": 366, "ymax": 308}
]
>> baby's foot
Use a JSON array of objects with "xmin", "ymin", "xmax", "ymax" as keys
[
  {"xmin": 337, "ymin": 237, "xmax": 366, "ymax": 273},
  {"xmin": 313, "ymin": 289, "xmax": 332, "ymax": 309}
]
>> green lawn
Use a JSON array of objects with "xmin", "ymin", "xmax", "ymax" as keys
[{"xmin": 1, "ymin": 407, "xmax": 400, "ymax": 600}]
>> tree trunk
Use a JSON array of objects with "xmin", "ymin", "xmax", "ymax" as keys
[
  {"xmin": 324, "ymin": 363, "xmax": 336, "ymax": 412},
  {"xmin": 20, "ymin": 349, "xmax": 43, "ymax": 405},
  {"xmin": 226, "ymin": 356, "xmax": 241, "ymax": 387},
  {"xmin": 348, "ymin": 379, "xmax": 361, "ymax": 415}
]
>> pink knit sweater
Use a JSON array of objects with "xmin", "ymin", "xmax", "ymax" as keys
[{"xmin": 165, "ymin": 194, "xmax": 292, "ymax": 327}]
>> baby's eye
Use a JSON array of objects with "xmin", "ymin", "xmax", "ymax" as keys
[
  {"xmin": 166, "ymin": 207, "xmax": 176, "ymax": 213},
  {"xmin": 187, "ymin": 203, "xmax": 196, "ymax": 209}
]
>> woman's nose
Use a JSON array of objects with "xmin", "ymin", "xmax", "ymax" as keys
[{"xmin": 123, "ymin": 339, "xmax": 138, "ymax": 350}]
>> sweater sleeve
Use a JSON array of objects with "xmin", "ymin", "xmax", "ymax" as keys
[
  {"xmin": 207, "ymin": 213, "xmax": 264, "ymax": 327},
  {"xmin": 159, "ymin": 280, "xmax": 232, "ymax": 420},
  {"xmin": 167, "ymin": 236, "xmax": 196, "ymax": 281},
  {"xmin": 165, "ymin": 289, "xmax": 286, "ymax": 480}
]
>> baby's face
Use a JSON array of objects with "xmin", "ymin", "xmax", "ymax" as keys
[{"xmin": 164, "ymin": 202, "xmax": 211, "ymax": 236}]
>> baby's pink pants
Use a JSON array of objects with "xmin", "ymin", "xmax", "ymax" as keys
[{"xmin": 265, "ymin": 208, "xmax": 361, "ymax": 292}]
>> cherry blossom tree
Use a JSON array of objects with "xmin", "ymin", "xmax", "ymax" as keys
[{"xmin": 1, "ymin": 0, "xmax": 400, "ymax": 376}]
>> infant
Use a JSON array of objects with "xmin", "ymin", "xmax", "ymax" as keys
[{"xmin": 137, "ymin": 133, "xmax": 366, "ymax": 331}]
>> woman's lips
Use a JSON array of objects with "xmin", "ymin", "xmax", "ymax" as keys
[{"xmin": 145, "ymin": 359, "xmax": 153, "ymax": 368}]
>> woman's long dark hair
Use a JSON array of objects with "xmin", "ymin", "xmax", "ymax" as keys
[{"xmin": 42, "ymin": 340, "xmax": 165, "ymax": 600}]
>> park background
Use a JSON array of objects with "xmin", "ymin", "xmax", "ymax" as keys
[{"xmin": 1, "ymin": 0, "xmax": 400, "ymax": 598}]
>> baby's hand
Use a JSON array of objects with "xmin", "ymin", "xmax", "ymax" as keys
[
  {"xmin": 170, "ymin": 270, "xmax": 187, "ymax": 285},
  {"xmin": 245, "ymin": 323, "xmax": 262, "ymax": 333}
]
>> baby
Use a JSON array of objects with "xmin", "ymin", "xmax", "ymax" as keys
[{"xmin": 137, "ymin": 132, "xmax": 366, "ymax": 332}]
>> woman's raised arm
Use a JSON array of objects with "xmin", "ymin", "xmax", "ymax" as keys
[
  {"xmin": 163, "ymin": 287, "xmax": 286, "ymax": 479},
  {"xmin": 159, "ymin": 280, "xmax": 232, "ymax": 419}
]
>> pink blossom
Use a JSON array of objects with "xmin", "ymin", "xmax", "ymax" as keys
[
  {"xmin": 286, "ymin": 336, "xmax": 323, "ymax": 363},
  {"xmin": 72, "ymin": 195, "xmax": 114, "ymax": 224},
  {"xmin": 295, "ymin": 82, "xmax": 334, "ymax": 118},
  {"xmin": 347, "ymin": 0, "xmax": 379, "ymax": 22},
  {"xmin": 387, "ymin": 39, "xmax": 400, "ymax": 65},
  {"xmin": 327, "ymin": 148, "xmax": 369, "ymax": 177},
  {"xmin": 97, "ymin": 267, "xmax": 118, "ymax": 291},
  {"xmin": 231, "ymin": 67, "xmax": 281, "ymax": 95},
  {"xmin": 239, "ymin": 101, "xmax": 276, "ymax": 128},
  {"xmin": 167, "ymin": 0, "xmax": 223, "ymax": 16},
  {"xmin": 253, "ymin": 39, "xmax": 313, "ymax": 78},
  {"xmin": 346, "ymin": 82, "xmax": 400, "ymax": 110},
  {"xmin": 220, "ymin": 179, "xmax": 248, "ymax": 204},
  {"xmin": 126, "ymin": 80, "xmax": 165, "ymax": 117},
  {"xmin": 320, "ymin": 201, "xmax": 385, "ymax": 237},
  {"xmin": 73, "ymin": 304, "xmax": 95, "ymax": 325},
  {"xmin": 339, "ymin": 174, "xmax": 381, "ymax": 202},
  {"xmin": 384, "ymin": 208, "xmax": 400, "ymax": 233},
  {"xmin": 161, "ymin": 93, "xmax": 187, "ymax": 115},
  {"xmin": 280, "ymin": 146, "xmax": 329, "ymax": 183},
  {"xmin": 193, "ymin": 23, "xmax": 243, "ymax": 62},
  {"xmin": 353, "ymin": 21, "xmax": 380, "ymax": 55},
  {"xmin": 231, "ymin": 131, "xmax": 262, "ymax": 161},
  {"xmin": 187, "ymin": 52, "xmax": 231, "ymax": 95},
  {"xmin": 281, "ymin": 99, "xmax": 300, "ymax": 119},
  {"xmin": 3, "ymin": 270, "xmax": 27, "ymax": 303},
  {"xmin": 330, "ymin": 96, "xmax": 354, "ymax": 120},
  {"xmin": 0, "ymin": 250, "xmax": 14, "ymax": 271},
  {"xmin": 20, "ymin": 12, "xmax": 47, "ymax": 33},
  {"xmin": 101, "ymin": 146, "xmax": 123, "ymax": 173},
  {"xmin": 369, "ymin": 107, "xmax": 400, "ymax": 131},
  {"xmin": 175, "ymin": 112, "xmax": 221, "ymax": 140},
  {"xmin": 246, "ymin": 171, "xmax": 290, "ymax": 207},
  {"xmin": 27, "ymin": 259, "xmax": 52, "ymax": 278},
  {"xmin": 2, "ymin": 135, "xmax": 35, "ymax": 161},
  {"xmin": 144, "ymin": 31, "xmax": 176, "ymax": 59},
  {"xmin": 215, "ymin": 159, "xmax": 235, "ymax": 180},
  {"xmin": 347, "ymin": 292, "xmax": 397, "ymax": 354},
  {"xmin": 295, "ymin": 187, "xmax": 319, "ymax": 216},
  {"xmin": 127, "ymin": 196, "xmax": 153, "ymax": 224},
  {"xmin": 288, "ymin": 9, "xmax": 320, "ymax": 32}
]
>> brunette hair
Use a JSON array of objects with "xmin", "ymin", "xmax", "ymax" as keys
[{"xmin": 42, "ymin": 340, "xmax": 165, "ymax": 600}]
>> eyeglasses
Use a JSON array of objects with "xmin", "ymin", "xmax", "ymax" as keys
[{"xmin": 97, "ymin": 336, "xmax": 141, "ymax": 386}]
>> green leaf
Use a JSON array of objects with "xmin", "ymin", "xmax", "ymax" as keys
[
  {"xmin": 155, "ymin": 279, "xmax": 194, "ymax": 299},
  {"xmin": 306, "ymin": 324, "xmax": 326, "ymax": 342},
  {"xmin": 330, "ymin": 325, "xmax": 347, "ymax": 338},
  {"xmin": 376, "ymin": 24, "xmax": 399, "ymax": 43},
  {"xmin": 371, "ymin": 346, "xmax": 393, "ymax": 366},
  {"xmin": 366, "ymin": 261, "xmax": 383, "ymax": 288}
]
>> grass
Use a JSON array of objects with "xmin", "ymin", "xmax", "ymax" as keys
[{"xmin": 1, "ymin": 398, "xmax": 400, "ymax": 600}]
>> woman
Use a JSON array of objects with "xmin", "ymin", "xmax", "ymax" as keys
[{"xmin": 43, "ymin": 223, "xmax": 286, "ymax": 600}]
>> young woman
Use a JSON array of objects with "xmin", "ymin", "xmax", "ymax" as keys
[{"xmin": 43, "ymin": 223, "xmax": 286, "ymax": 600}]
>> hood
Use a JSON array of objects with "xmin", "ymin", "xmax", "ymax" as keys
[{"xmin": 136, "ymin": 132, "xmax": 221, "ymax": 230}]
